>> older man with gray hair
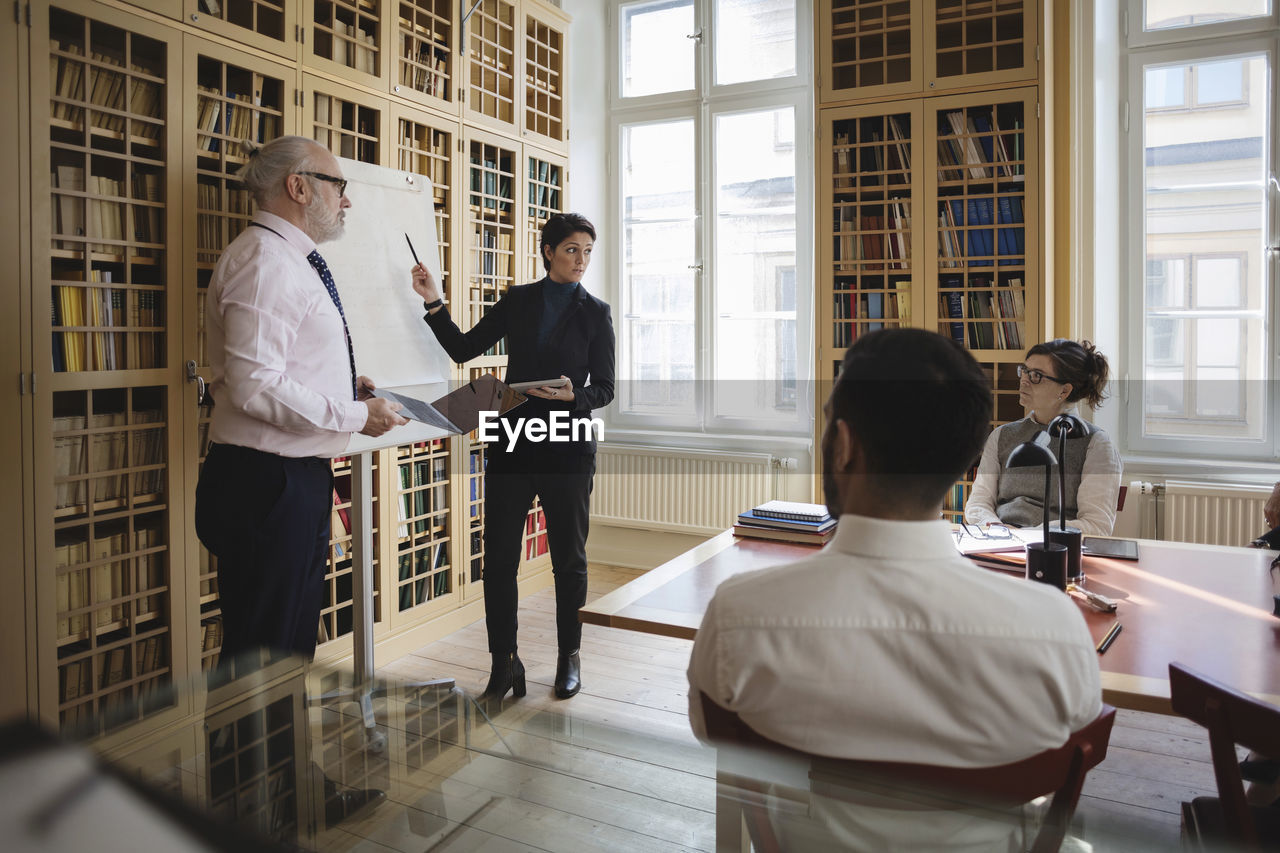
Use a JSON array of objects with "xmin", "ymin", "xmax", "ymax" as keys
[{"xmin": 195, "ymin": 135, "xmax": 407, "ymax": 662}]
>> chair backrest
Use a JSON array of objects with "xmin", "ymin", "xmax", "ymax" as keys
[
  {"xmin": 1169, "ymin": 662, "xmax": 1280, "ymax": 848},
  {"xmin": 700, "ymin": 692, "xmax": 1116, "ymax": 853}
]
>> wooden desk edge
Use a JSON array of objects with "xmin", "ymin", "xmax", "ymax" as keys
[
  {"xmin": 580, "ymin": 531, "xmax": 736, "ymax": 627},
  {"xmin": 1101, "ymin": 673, "xmax": 1280, "ymax": 716}
]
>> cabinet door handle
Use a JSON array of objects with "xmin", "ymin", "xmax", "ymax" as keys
[{"xmin": 186, "ymin": 359, "xmax": 207, "ymax": 405}]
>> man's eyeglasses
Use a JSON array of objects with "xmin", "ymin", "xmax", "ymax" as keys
[
  {"xmin": 1016, "ymin": 364, "xmax": 1065, "ymax": 385},
  {"xmin": 298, "ymin": 171, "xmax": 347, "ymax": 197}
]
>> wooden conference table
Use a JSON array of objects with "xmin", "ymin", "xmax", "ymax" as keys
[{"xmin": 580, "ymin": 531, "xmax": 1280, "ymax": 714}]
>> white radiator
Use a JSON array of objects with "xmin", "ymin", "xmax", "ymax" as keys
[
  {"xmin": 1161, "ymin": 480, "xmax": 1272, "ymax": 546},
  {"xmin": 591, "ymin": 445, "xmax": 776, "ymax": 536}
]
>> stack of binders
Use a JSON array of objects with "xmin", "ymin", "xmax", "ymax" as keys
[{"xmin": 734, "ymin": 500, "xmax": 836, "ymax": 545}]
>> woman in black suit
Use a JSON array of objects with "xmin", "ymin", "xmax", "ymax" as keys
[{"xmin": 411, "ymin": 213, "xmax": 614, "ymax": 701}]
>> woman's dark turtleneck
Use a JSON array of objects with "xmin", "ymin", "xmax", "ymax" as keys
[{"xmin": 537, "ymin": 276, "xmax": 577, "ymax": 350}]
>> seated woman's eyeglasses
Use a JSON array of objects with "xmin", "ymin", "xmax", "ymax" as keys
[
  {"xmin": 1016, "ymin": 364, "xmax": 1066, "ymax": 385},
  {"xmin": 960, "ymin": 521, "xmax": 1014, "ymax": 540}
]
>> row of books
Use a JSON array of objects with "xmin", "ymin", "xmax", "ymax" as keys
[
  {"xmin": 60, "ymin": 637, "xmax": 167, "ymax": 713},
  {"xmin": 528, "ymin": 159, "xmax": 562, "ymax": 209},
  {"xmin": 938, "ymin": 195, "xmax": 1025, "ymax": 267},
  {"xmin": 50, "ymin": 167, "xmax": 163, "ymax": 245},
  {"xmin": 399, "ymin": 34, "xmax": 450, "ymax": 98},
  {"xmin": 55, "ymin": 524, "xmax": 164, "ymax": 643},
  {"xmin": 397, "ymin": 544, "xmax": 450, "ymax": 610},
  {"xmin": 476, "ymin": 227, "xmax": 515, "ymax": 282},
  {"xmin": 938, "ymin": 277, "xmax": 1025, "ymax": 350},
  {"xmin": 471, "ymin": 156, "xmax": 514, "ymax": 211},
  {"xmin": 734, "ymin": 500, "xmax": 835, "ymax": 545},
  {"xmin": 397, "ymin": 455, "xmax": 449, "ymax": 539},
  {"xmin": 200, "ymin": 618, "xmax": 223, "ymax": 672},
  {"xmin": 833, "ymin": 115, "xmax": 911, "ymax": 190},
  {"xmin": 833, "ymin": 202, "xmax": 911, "ymax": 268},
  {"xmin": 50, "ymin": 41, "xmax": 164, "ymax": 138},
  {"xmin": 196, "ymin": 88, "xmax": 280, "ymax": 152},
  {"xmin": 53, "ymin": 279, "xmax": 164, "ymax": 372},
  {"xmin": 833, "ymin": 283, "xmax": 910, "ymax": 346},
  {"xmin": 52, "ymin": 408, "xmax": 165, "ymax": 511},
  {"xmin": 330, "ymin": 19, "xmax": 379, "ymax": 74},
  {"xmin": 937, "ymin": 110, "xmax": 1024, "ymax": 182},
  {"xmin": 525, "ymin": 507, "xmax": 548, "ymax": 560}
]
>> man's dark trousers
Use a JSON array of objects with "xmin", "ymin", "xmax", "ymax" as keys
[{"xmin": 195, "ymin": 442, "xmax": 333, "ymax": 660}]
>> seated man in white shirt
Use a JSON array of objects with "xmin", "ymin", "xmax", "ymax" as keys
[{"xmin": 687, "ymin": 328, "xmax": 1102, "ymax": 851}]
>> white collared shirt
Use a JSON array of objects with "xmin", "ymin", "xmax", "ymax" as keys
[
  {"xmin": 687, "ymin": 515, "xmax": 1102, "ymax": 849},
  {"xmin": 206, "ymin": 211, "xmax": 367, "ymax": 458}
]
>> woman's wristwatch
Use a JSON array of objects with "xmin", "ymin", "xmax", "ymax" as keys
[{"xmin": 423, "ymin": 298, "xmax": 443, "ymax": 311}]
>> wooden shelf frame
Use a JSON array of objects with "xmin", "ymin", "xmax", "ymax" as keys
[
  {"xmin": 185, "ymin": 0, "xmax": 296, "ymax": 59},
  {"xmin": 464, "ymin": 0, "xmax": 516, "ymax": 129},
  {"xmin": 522, "ymin": 2, "xmax": 567, "ymax": 150},
  {"xmin": 395, "ymin": 0, "xmax": 457, "ymax": 111}
]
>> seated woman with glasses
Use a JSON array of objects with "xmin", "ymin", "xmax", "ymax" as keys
[{"xmin": 965, "ymin": 339, "xmax": 1123, "ymax": 536}]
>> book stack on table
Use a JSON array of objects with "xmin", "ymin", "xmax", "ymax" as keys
[{"xmin": 734, "ymin": 501, "xmax": 836, "ymax": 545}]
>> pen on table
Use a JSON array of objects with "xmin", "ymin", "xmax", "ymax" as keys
[
  {"xmin": 1096, "ymin": 621, "xmax": 1122, "ymax": 655},
  {"xmin": 405, "ymin": 233, "xmax": 421, "ymax": 267}
]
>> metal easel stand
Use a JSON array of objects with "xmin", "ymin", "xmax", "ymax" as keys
[{"xmin": 313, "ymin": 451, "xmax": 455, "ymax": 753}]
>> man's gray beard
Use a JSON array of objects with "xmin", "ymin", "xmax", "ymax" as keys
[{"xmin": 305, "ymin": 196, "xmax": 344, "ymax": 244}]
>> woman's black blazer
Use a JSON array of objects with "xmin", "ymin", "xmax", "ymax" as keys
[{"xmin": 423, "ymin": 278, "xmax": 615, "ymax": 456}]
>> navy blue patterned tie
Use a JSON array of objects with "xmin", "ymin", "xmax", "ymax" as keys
[{"xmin": 307, "ymin": 250, "xmax": 358, "ymax": 400}]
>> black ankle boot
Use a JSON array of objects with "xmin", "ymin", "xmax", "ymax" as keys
[
  {"xmin": 554, "ymin": 649, "xmax": 581, "ymax": 698},
  {"xmin": 479, "ymin": 651, "xmax": 526, "ymax": 702}
]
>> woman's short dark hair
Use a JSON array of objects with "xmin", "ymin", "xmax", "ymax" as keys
[
  {"xmin": 540, "ymin": 213, "xmax": 596, "ymax": 270},
  {"xmin": 830, "ymin": 329, "xmax": 992, "ymax": 499},
  {"xmin": 1026, "ymin": 339, "xmax": 1110, "ymax": 409}
]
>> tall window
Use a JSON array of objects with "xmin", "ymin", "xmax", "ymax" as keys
[
  {"xmin": 612, "ymin": 0, "xmax": 811, "ymax": 433},
  {"xmin": 1125, "ymin": 1, "xmax": 1277, "ymax": 456}
]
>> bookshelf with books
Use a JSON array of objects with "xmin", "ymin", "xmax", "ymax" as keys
[
  {"xmin": 816, "ymin": 0, "xmax": 1046, "ymax": 523},
  {"xmin": 390, "ymin": 439, "xmax": 457, "ymax": 623},
  {"xmin": 395, "ymin": 0, "xmax": 458, "ymax": 112},
  {"xmin": 464, "ymin": 0, "xmax": 516, "ymax": 131},
  {"xmin": 393, "ymin": 108, "xmax": 456, "ymax": 308},
  {"xmin": 522, "ymin": 1, "xmax": 567, "ymax": 152},
  {"xmin": 523, "ymin": 148, "xmax": 566, "ymax": 283},
  {"xmin": 185, "ymin": 0, "xmax": 295, "ymax": 58},
  {"xmin": 316, "ymin": 454, "xmax": 383, "ymax": 652},
  {"xmin": 12, "ymin": 0, "xmax": 570, "ymax": 728},
  {"xmin": 819, "ymin": 0, "xmax": 1037, "ymax": 104},
  {"xmin": 33, "ymin": 3, "xmax": 184, "ymax": 732},
  {"xmin": 465, "ymin": 131, "xmax": 517, "ymax": 366},
  {"xmin": 308, "ymin": 80, "xmax": 386, "ymax": 165},
  {"xmin": 183, "ymin": 40, "xmax": 295, "ymax": 676},
  {"xmin": 307, "ymin": 0, "xmax": 386, "ymax": 85}
]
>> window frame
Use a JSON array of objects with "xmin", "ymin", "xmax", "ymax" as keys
[
  {"xmin": 608, "ymin": 0, "xmax": 814, "ymax": 436},
  {"xmin": 1126, "ymin": 0, "xmax": 1277, "ymax": 49},
  {"xmin": 1122, "ymin": 28, "xmax": 1279, "ymax": 460}
]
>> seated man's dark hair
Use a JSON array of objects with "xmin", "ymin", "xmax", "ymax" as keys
[{"xmin": 830, "ymin": 328, "xmax": 992, "ymax": 504}]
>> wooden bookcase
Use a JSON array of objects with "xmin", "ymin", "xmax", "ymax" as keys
[
  {"xmin": 816, "ymin": 0, "xmax": 1046, "ymax": 521},
  {"xmin": 394, "ymin": 0, "xmax": 459, "ymax": 113},
  {"xmin": 185, "ymin": 0, "xmax": 297, "ymax": 59},
  {"xmin": 464, "ymin": 0, "xmax": 517, "ymax": 131},
  {"xmin": 522, "ymin": 1, "xmax": 568, "ymax": 151},
  {"xmin": 11, "ymin": 0, "xmax": 568, "ymax": 730}
]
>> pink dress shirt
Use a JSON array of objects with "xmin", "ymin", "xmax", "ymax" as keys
[{"xmin": 206, "ymin": 212, "xmax": 368, "ymax": 458}]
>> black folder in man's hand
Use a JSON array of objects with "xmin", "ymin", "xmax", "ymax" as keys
[{"xmin": 373, "ymin": 374, "xmax": 525, "ymax": 434}]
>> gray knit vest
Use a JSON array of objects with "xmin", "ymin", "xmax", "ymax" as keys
[{"xmin": 995, "ymin": 418, "xmax": 1099, "ymax": 529}]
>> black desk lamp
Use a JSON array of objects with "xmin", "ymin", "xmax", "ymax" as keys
[
  {"xmin": 1005, "ymin": 431, "xmax": 1069, "ymax": 589},
  {"xmin": 1048, "ymin": 413, "xmax": 1086, "ymax": 583}
]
